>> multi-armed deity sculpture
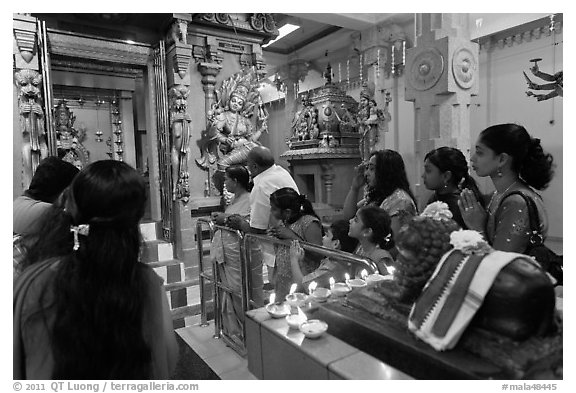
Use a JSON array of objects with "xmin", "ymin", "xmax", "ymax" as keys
[
  {"xmin": 196, "ymin": 68, "xmax": 268, "ymax": 189},
  {"xmin": 15, "ymin": 69, "xmax": 48, "ymax": 187},
  {"xmin": 523, "ymin": 58, "xmax": 563, "ymax": 102}
]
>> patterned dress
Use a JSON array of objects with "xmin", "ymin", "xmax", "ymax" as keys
[{"xmin": 273, "ymin": 215, "xmax": 322, "ymax": 300}]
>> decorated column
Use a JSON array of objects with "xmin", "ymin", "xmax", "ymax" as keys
[
  {"xmin": 13, "ymin": 14, "xmax": 48, "ymax": 190},
  {"xmin": 405, "ymin": 13, "xmax": 479, "ymax": 199}
]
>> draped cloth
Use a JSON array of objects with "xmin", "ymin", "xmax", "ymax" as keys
[{"xmin": 408, "ymin": 249, "xmax": 536, "ymax": 351}]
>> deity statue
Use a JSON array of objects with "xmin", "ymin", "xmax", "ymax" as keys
[
  {"xmin": 358, "ymin": 81, "xmax": 391, "ymax": 162},
  {"xmin": 335, "ymin": 102, "xmax": 357, "ymax": 133},
  {"xmin": 15, "ymin": 69, "xmax": 48, "ymax": 187},
  {"xmin": 196, "ymin": 69, "xmax": 268, "ymax": 172},
  {"xmin": 54, "ymin": 100, "xmax": 89, "ymax": 170},
  {"xmin": 523, "ymin": 58, "xmax": 563, "ymax": 101},
  {"xmin": 169, "ymin": 85, "xmax": 192, "ymax": 202},
  {"xmin": 290, "ymin": 93, "xmax": 319, "ymax": 141}
]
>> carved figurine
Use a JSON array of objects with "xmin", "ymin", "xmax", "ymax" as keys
[
  {"xmin": 169, "ymin": 85, "xmax": 192, "ymax": 202},
  {"xmin": 196, "ymin": 69, "xmax": 268, "ymax": 172},
  {"xmin": 358, "ymin": 81, "xmax": 391, "ymax": 162},
  {"xmin": 290, "ymin": 93, "xmax": 319, "ymax": 141},
  {"xmin": 15, "ymin": 69, "xmax": 48, "ymax": 187},
  {"xmin": 335, "ymin": 103, "xmax": 357, "ymax": 133},
  {"xmin": 524, "ymin": 58, "xmax": 563, "ymax": 101},
  {"xmin": 54, "ymin": 100, "xmax": 89, "ymax": 170}
]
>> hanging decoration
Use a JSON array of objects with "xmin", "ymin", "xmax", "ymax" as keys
[
  {"xmin": 347, "ymin": 59, "xmax": 350, "ymax": 86},
  {"xmin": 110, "ymin": 96, "xmax": 124, "ymax": 161},
  {"xmin": 359, "ymin": 53, "xmax": 363, "ymax": 82},
  {"xmin": 94, "ymin": 99, "xmax": 103, "ymax": 142},
  {"xmin": 338, "ymin": 62, "xmax": 341, "ymax": 83},
  {"xmin": 377, "ymin": 49, "xmax": 380, "ymax": 79}
]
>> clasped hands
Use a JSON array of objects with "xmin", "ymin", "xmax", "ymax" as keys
[
  {"xmin": 211, "ymin": 212, "xmax": 244, "ymax": 230},
  {"xmin": 267, "ymin": 225, "xmax": 298, "ymax": 240},
  {"xmin": 457, "ymin": 188, "xmax": 487, "ymax": 233}
]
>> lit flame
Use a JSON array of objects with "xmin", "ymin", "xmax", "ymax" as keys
[
  {"xmin": 289, "ymin": 283, "xmax": 297, "ymax": 295},
  {"xmin": 329, "ymin": 277, "xmax": 335, "ymax": 290},
  {"xmin": 308, "ymin": 281, "xmax": 317, "ymax": 295},
  {"xmin": 297, "ymin": 306, "xmax": 306, "ymax": 318},
  {"xmin": 345, "ymin": 273, "xmax": 350, "ymax": 282},
  {"xmin": 269, "ymin": 293, "xmax": 275, "ymax": 305},
  {"xmin": 360, "ymin": 269, "xmax": 368, "ymax": 280}
]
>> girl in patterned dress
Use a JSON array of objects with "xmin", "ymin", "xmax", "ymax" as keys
[{"xmin": 267, "ymin": 187, "xmax": 323, "ymax": 299}]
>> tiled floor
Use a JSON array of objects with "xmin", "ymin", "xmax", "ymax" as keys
[{"xmin": 176, "ymin": 315, "xmax": 257, "ymax": 380}]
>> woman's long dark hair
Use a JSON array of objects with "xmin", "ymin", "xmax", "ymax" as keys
[
  {"xmin": 479, "ymin": 123, "xmax": 555, "ymax": 190},
  {"xmin": 425, "ymin": 147, "xmax": 485, "ymax": 207},
  {"xmin": 24, "ymin": 160, "xmax": 151, "ymax": 379},
  {"xmin": 226, "ymin": 165, "xmax": 253, "ymax": 192},
  {"xmin": 357, "ymin": 206, "xmax": 393, "ymax": 250},
  {"xmin": 366, "ymin": 149, "xmax": 417, "ymax": 207},
  {"xmin": 270, "ymin": 187, "xmax": 320, "ymax": 225}
]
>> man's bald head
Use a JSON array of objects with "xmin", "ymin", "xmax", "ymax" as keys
[{"xmin": 247, "ymin": 146, "xmax": 275, "ymax": 176}]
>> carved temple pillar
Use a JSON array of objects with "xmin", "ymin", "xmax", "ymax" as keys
[
  {"xmin": 405, "ymin": 13, "xmax": 479, "ymax": 201},
  {"xmin": 165, "ymin": 14, "xmax": 193, "ymax": 203},
  {"xmin": 162, "ymin": 15, "xmax": 194, "ymax": 260},
  {"xmin": 13, "ymin": 14, "xmax": 48, "ymax": 191}
]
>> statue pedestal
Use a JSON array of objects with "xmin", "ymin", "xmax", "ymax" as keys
[{"xmin": 281, "ymin": 143, "xmax": 361, "ymax": 215}]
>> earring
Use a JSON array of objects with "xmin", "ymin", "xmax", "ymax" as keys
[
  {"xmin": 497, "ymin": 168, "xmax": 503, "ymax": 177},
  {"xmin": 443, "ymin": 181, "xmax": 448, "ymax": 189}
]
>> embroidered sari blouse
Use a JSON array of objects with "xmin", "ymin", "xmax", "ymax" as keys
[{"xmin": 486, "ymin": 188, "xmax": 548, "ymax": 253}]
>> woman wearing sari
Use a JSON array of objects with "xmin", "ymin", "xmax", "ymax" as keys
[
  {"xmin": 211, "ymin": 165, "xmax": 263, "ymax": 342},
  {"xmin": 458, "ymin": 123, "xmax": 554, "ymax": 252}
]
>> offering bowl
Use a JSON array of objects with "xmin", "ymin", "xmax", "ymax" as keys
[
  {"xmin": 347, "ymin": 278, "xmax": 367, "ymax": 289},
  {"xmin": 331, "ymin": 282, "xmax": 351, "ymax": 297},
  {"xmin": 285, "ymin": 292, "xmax": 308, "ymax": 308},
  {"xmin": 265, "ymin": 303, "xmax": 291, "ymax": 318},
  {"xmin": 311, "ymin": 287, "xmax": 331, "ymax": 302},
  {"xmin": 286, "ymin": 313, "xmax": 308, "ymax": 329},
  {"xmin": 366, "ymin": 274, "xmax": 388, "ymax": 287},
  {"xmin": 299, "ymin": 319, "xmax": 328, "ymax": 339}
]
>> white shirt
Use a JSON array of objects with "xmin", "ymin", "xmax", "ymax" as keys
[{"xmin": 249, "ymin": 164, "xmax": 299, "ymax": 230}]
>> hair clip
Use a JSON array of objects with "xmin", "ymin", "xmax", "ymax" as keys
[{"xmin": 70, "ymin": 224, "xmax": 90, "ymax": 251}]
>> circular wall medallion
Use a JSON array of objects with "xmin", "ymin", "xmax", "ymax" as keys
[
  {"xmin": 408, "ymin": 48, "xmax": 445, "ymax": 91},
  {"xmin": 452, "ymin": 47, "xmax": 477, "ymax": 89}
]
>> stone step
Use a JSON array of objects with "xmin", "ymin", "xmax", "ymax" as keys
[
  {"xmin": 171, "ymin": 302, "xmax": 214, "ymax": 329},
  {"xmin": 141, "ymin": 239, "xmax": 174, "ymax": 263},
  {"xmin": 147, "ymin": 259, "xmax": 185, "ymax": 285},
  {"xmin": 139, "ymin": 221, "xmax": 160, "ymax": 242}
]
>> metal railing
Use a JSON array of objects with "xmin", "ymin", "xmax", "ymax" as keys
[
  {"xmin": 196, "ymin": 217, "xmax": 252, "ymax": 355},
  {"xmin": 242, "ymin": 233, "xmax": 379, "ymax": 286},
  {"xmin": 196, "ymin": 218, "xmax": 380, "ymax": 356}
]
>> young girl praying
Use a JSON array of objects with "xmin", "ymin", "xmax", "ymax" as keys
[
  {"xmin": 267, "ymin": 187, "xmax": 323, "ymax": 299},
  {"xmin": 348, "ymin": 205, "xmax": 394, "ymax": 275}
]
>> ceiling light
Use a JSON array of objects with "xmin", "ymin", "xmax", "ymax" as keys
[{"xmin": 262, "ymin": 23, "xmax": 300, "ymax": 48}]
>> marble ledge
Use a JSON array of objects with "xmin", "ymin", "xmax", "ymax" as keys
[{"xmin": 246, "ymin": 306, "xmax": 414, "ymax": 380}]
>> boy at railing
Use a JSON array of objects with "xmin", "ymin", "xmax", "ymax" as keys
[{"xmin": 289, "ymin": 219, "xmax": 359, "ymax": 289}]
